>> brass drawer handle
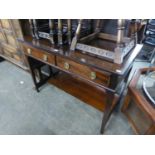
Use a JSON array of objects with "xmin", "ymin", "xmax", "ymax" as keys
[
  {"xmin": 90, "ymin": 72, "xmax": 96, "ymax": 80},
  {"xmin": 64, "ymin": 62, "xmax": 70, "ymax": 70},
  {"xmin": 27, "ymin": 48, "xmax": 32, "ymax": 54},
  {"xmin": 43, "ymin": 54, "xmax": 48, "ymax": 61}
]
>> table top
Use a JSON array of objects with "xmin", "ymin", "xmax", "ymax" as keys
[{"xmin": 18, "ymin": 36, "xmax": 143, "ymax": 76}]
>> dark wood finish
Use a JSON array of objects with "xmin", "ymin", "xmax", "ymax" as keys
[
  {"xmin": 22, "ymin": 44, "xmax": 55, "ymax": 65},
  {"xmin": 19, "ymin": 36, "xmax": 142, "ymax": 75},
  {"xmin": 122, "ymin": 67, "xmax": 155, "ymax": 135},
  {"xmin": 27, "ymin": 57, "xmax": 52, "ymax": 92},
  {"xmin": 18, "ymin": 33, "xmax": 142, "ymax": 133},
  {"xmin": 48, "ymin": 72, "xmax": 107, "ymax": 111},
  {"xmin": 0, "ymin": 19, "xmax": 27, "ymax": 69},
  {"xmin": 100, "ymin": 93, "xmax": 119, "ymax": 133},
  {"xmin": 56, "ymin": 56, "xmax": 111, "ymax": 87},
  {"xmin": 71, "ymin": 20, "xmax": 137, "ymax": 64}
]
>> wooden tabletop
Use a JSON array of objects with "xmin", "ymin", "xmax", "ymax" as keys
[{"xmin": 18, "ymin": 36, "xmax": 143, "ymax": 76}]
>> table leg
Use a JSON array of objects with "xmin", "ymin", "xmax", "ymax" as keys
[
  {"xmin": 26, "ymin": 56, "xmax": 53, "ymax": 92},
  {"xmin": 27, "ymin": 58, "xmax": 40, "ymax": 92},
  {"xmin": 100, "ymin": 93, "xmax": 118, "ymax": 134}
]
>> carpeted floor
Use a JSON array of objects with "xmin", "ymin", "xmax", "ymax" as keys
[{"xmin": 0, "ymin": 60, "xmax": 149, "ymax": 134}]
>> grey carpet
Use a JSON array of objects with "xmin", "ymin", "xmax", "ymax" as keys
[{"xmin": 0, "ymin": 61, "xmax": 148, "ymax": 135}]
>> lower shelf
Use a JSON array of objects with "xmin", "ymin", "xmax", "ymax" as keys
[{"xmin": 48, "ymin": 72, "xmax": 106, "ymax": 112}]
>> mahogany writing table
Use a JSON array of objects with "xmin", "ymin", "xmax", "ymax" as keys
[{"xmin": 18, "ymin": 36, "xmax": 142, "ymax": 134}]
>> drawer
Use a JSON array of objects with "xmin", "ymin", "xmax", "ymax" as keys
[
  {"xmin": 23, "ymin": 44, "xmax": 55, "ymax": 65},
  {"xmin": 56, "ymin": 56, "xmax": 111, "ymax": 86}
]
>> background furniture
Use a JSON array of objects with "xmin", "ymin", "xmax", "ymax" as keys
[
  {"xmin": 122, "ymin": 67, "xmax": 155, "ymax": 135},
  {"xmin": 0, "ymin": 19, "xmax": 27, "ymax": 69},
  {"xmin": 28, "ymin": 19, "xmax": 93, "ymax": 46},
  {"xmin": 142, "ymin": 19, "xmax": 155, "ymax": 62},
  {"xmin": 70, "ymin": 19, "xmax": 137, "ymax": 64}
]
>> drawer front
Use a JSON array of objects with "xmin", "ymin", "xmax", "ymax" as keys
[
  {"xmin": 57, "ymin": 56, "xmax": 111, "ymax": 86},
  {"xmin": 23, "ymin": 44, "xmax": 55, "ymax": 65}
]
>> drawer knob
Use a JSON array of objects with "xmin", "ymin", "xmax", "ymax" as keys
[
  {"xmin": 27, "ymin": 48, "xmax": 32, "ymax": 54},
  {"xmin": 43, "ymin": 55, "xmax": 48, "ymax": 61},
  {"xmin": 90, "ymin": 72, "xmax": 96, "ymax": 80},
  {"xmin": 64, "ymin": 62, "xmax": 70, "ymax": 70}
]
